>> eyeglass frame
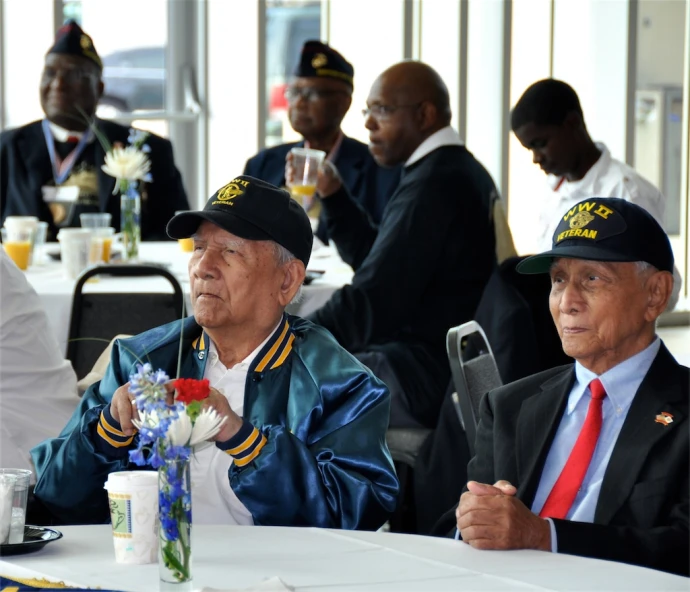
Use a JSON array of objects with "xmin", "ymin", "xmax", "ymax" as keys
[
  {"xmin": 361, "ymin": 102, "xmax": 424, "ymax": 120},
  {"xmin": 283, "ymin": 86, "xmax": 351, "ymax": 103}
]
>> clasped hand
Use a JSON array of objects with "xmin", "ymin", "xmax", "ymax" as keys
[
  {"xmin": 456, "ymin": 480, "xmax": 551, "ymax": 551},
  {"xmin": 110, "ymin": 382, "xmax": 243, "ymax": 442}
]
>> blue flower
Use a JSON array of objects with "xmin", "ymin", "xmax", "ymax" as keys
[
  {"xmin": 161, "ymin": 514, "xmax": 179, "ymax": 541},
  {"xmin": 129, "ymin": 446, "xmax": 147, "ymax": 466}
]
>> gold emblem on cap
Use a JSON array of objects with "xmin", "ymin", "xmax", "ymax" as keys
[
  {"xmin": 311, "ymin": 53, "xmax": 328, "ymax": 68},
  {"xmin": 569, "ymin": 210, "xmax": 595, "ymax": 229},
  {"xmin": 216, "ymin": 181, "xmax": 245, "ymax": 202},
  {"xmin": 80, "ymin": 35, "xmax": 91, "ymax": 49},
  {"xmin": 655, "ymin": 411, "xmax": 673, "ymax": 426}
]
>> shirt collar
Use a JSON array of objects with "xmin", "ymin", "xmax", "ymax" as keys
[
  {"xmin": 552, "ymin": 142, "xmax": 611, "ymax": 192},
  {"xmin": 569, "ymin": 337, "xmax": 661, "ymax": 414},
  {"xmin": 207, "ymin": 320, "xmax": 283, "ymax": 370},
  {"xmin": 405, "ymin": 126, "xmax": 463, "ymax": 167},
  {"xmin": 47, "ymin": 121, "xmax": 84, "ymax": 143}
]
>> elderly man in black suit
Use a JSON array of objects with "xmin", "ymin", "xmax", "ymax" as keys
[
  {"xmin": 243, "ymin": 40, "xmax": 399, "ymax": 244},
  {"xmin": 435, "ymin": 198, "xmax": 688, "ymax": 577},
  {"xmin": 0, "ymin": 20, "xmax": 189, "ymax": 241}
]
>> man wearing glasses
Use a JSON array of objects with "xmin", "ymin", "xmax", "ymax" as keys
[
  {"xmin": 244, "ymin": 40, "xmax": 399, "ymax": 243},
  {"xmin": 0, "ymin": 20, "xmax": 189, "ymax": 242},
  {"xmin": 307, "ymin": 61, "xmax": 500, "ymax": 429}
]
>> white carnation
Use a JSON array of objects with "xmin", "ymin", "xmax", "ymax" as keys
[
  {"xmin": 190, "ymin": 408, "xmax": 226, "ymax": 447},
  {"xmin": 102, "ymin": 146, "xmax": 151, "ymax": 182}
]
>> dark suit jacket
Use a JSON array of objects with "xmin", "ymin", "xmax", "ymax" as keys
[
  {"xmin": 243, "ymin": 136, "xmax": 400, "ymax": 243},
  {"xmin": 1, "ymin": 119, "xmax": 189, "ymax": 241},
  {"xmin": 433, "ymin": 344, "xmax": 689, "ymax": 576}
]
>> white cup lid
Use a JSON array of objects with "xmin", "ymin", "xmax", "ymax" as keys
[{"xmin": 104, "ymin": 471, "xmax": 158, "ymax": 492}]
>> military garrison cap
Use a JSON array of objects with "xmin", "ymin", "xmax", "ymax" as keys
[
  {"xmin": 517, "ymin": 198, "xmax": 674, "ymax": 274},
  {"xmin": 47, "ymin": 20, "xmax": 103, "ymax": 70},
  {"xmin": 295, "ymin": 40, "xmax": 354, "ymax": 89}
]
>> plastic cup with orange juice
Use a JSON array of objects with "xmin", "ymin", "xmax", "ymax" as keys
[
  {"xmin": 93, "ymin": 227, "xmax": 115, "ymax": 263},
  {"xmin": 174, "ymin": 211, "xmax": 195, "ymax": 252},
  {"xmin": 1, "ymin": 227, "xmax": 33, "ymax": 271},
  {"xmin": 288, "ymin": 147, "xmax": 326, "ymax": 212}
]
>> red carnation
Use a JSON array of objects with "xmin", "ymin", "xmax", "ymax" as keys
[{"xmin": 174, "ymin": 378, "xmax": 210, "ymax": 404}]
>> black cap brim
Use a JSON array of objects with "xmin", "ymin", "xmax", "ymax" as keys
[
  {"xmin": 517, "ymin": 245, "xmax": 640, "ymax": 274},
  {"xmin": 166, "ymin": 211, "xmax": 274, "ymax": 242}
]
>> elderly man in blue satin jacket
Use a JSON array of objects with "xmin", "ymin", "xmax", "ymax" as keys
[{"xmin": 31, "ymin": 175, "xmax": 399, "ymax": 528}]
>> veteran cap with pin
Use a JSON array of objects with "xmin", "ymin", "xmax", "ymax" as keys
[
  {"xmin": 517, "ymin": 197, "xmax": 674, "ymax": 274},
  {"xmin": 166, "ymin": 175, "xmax": 313, "ymax": 267},
  {"xmin": 295, "ymin": 40, "xmax": 354, "ymax": 89},
  {"xmin": 47, "ymin": 20, "xmax": 103, "ymax": 70}
]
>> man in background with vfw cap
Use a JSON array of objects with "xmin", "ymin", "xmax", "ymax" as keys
[
  {"xmin": 0, "ymin": 19, "xmax": 189, "ymax": 242},
  {"xmin": 244, "ymin": 40, "xmax": 400, "ymax": 244},
  {"xmin": 31, "ymin": 175, "xmax": 398, "ymax": 530},
  {"xmin": 432, "ymin": 198, "xmax": 688, "ymax": 576}
]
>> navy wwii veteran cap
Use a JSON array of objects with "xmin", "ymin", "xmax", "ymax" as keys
[
  {"xmin": 48, "ymin": 20, "xmax": 103, "ymax": 70},
  {"xmin": 295, "ymin": 40, "xmax": 354, "ymax": 89},
  {"xmin": 167, "ymin": 176, "xmax": 313, "ymax": 267},
  {"xmin": 517, "ymin": 197, "xmax": 674, "ymax": 274}
]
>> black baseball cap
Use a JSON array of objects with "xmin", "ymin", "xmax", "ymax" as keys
[
  {"xmin": 517, "ymin": 197, "xmax": 674, "ymax": 274},
  {"xmin": 295, "ymin": 40, "xmax": 354, "ymax": 89},
  {"xmin": 47, "ymin": 20, "xmax": 103, "ymax": 70},
  {"xmin": 167, "ymin": 176, "xmax": 313, "ymax": 267}
]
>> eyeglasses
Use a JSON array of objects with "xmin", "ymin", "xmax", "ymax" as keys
[
  {"xmin": 361, "ymin": 103, "xmax": 422, "ymax": 120},
  {"xmin": 284, "ymin": 87, "xmax": 349, "ymax": 103},
  {"xmin": 42, "ymin": 66, "xmax": 98, "ymax": 85}
]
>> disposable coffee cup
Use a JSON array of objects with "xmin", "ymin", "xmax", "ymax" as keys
[
  {"xmin": 104, "ymin": 471, "xmax": 159, "ymax": 564},
  {"xmin": 0, "ymin": 468, "xmax": 31, "ymax": 544},
  {"xmin": 57, "ymin": 228, "xmax": 93, "ymax": 279}
]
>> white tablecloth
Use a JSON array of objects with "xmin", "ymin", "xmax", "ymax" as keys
[
  {"xmin": 24, "ymin": 242, "xmax": 352, "ymax": 355},
  {"xmin": 1, "ymin": 525, "xmax": 687, "ymax": 591}
]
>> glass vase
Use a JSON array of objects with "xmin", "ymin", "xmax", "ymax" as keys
[
  {"xmin": 120, "ymin": 187, "xmax": 141, "ymax": 261},
  {"xmin": 158, "ymin": 458, "xmax": 192, "ymax": 589}
]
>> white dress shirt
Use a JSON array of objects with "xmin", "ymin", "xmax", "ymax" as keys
[{"xmin": 190, "ymin": 322, "xmax": 280, "ymax": 525}]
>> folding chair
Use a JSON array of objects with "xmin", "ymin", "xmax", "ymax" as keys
[
  {"xmin": 446, "ymin": 321, "xmax": 502, "ymax": 457},
  {"xmin": 66, "ymin": 265, "xmax": 186, "ymax": 381}
]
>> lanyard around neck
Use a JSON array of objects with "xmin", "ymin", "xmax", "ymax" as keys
[{"xmin": 42, "ymin": 119, "xmax": 94, "ymax": 185}]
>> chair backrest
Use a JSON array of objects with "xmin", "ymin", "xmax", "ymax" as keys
[
  {"xmin": 446, "ymin": 320, "xmax": 502, "ymax": 457},
  {"xmin": 66, "ymin": 264, "xmax": 185, "ymax": 380}
]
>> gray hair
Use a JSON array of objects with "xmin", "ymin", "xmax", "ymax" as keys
[{"xmin": 271, "ymin": 242, "xmax": 304, "ymax": 304}]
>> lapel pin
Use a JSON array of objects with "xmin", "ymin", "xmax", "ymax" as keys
[
  {"xmin": 654, "ymin": 411, "xmax": 673, "ymax": 426},
  {"xmin": 198, "ymin": 351, "xmax": 205, "ymax": 360}
]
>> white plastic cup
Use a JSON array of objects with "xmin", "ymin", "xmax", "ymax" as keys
[
  {"xmin": 289, "ymin": 147, "xmax": 326, "ymax": 211},
  {"xmin": 32, "ymin": 222, "xmax": 49, "ymax": 267},
  {"xmin": 0, "ymin": 468, "xmax": 31, "ymax": 544},
  {"xmin": 103, "ymin": 471, "xmax": 159, "ymax": 564},
  {"xmin": 80, "ymin": 212, "xmax": 112, "ymax": 229},
  {"xmin": 57, "ymin": 228, "xmax": 93, "ymax": 279},
  {"xmin": 4, "ymin": 216, "xmax": 39, "ymax": 266},
  {"xmin": 92, "ymin": 227, "xmax": 116, "ymax": 263}
]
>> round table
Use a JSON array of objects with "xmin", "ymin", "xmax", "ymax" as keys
[{"xmin": 1, "ymin": 525, "xmax": 687, "ymax": 591}]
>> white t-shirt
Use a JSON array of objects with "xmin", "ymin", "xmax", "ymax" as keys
[
  {"xmin": 190, "ymin": 323, "xmax": 280, "ymax": 525},
  {"xmin": 0, "ymin": 252, "xmax": 79, "ymax": 472},
  {"xmin": 536, "ymin": 143, "xmax": 665, "ymax": 251}
]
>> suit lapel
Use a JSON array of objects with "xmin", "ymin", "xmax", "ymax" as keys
[
  {"xmin": 516, "ymin": 368, "xmax": 574, "ymax": 507},
  {"xmin": 15, "ymin": 123, "xmax": 53, "ymax": 213},
  {"xmin": 595, "ymin": 344, "xmax": 687, "ymax": 523},
  {"xmin": 94, "ymin": 120, "xmax": 117, "ymax": 210}
]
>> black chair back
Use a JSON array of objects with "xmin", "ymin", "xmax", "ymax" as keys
[{"xmin": 66, "ymin": 265, "xmax": 185, "ymax": 380}]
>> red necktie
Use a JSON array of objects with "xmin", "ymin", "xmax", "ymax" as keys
[
  {"xmin": 66, "ymin": 136, "xmax": 80, "ymax": 143},
  {"xmin": 539, "ymin": 378, "xmax": 607, "ymax": 519}
]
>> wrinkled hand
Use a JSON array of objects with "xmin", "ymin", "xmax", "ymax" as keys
[
  {"xmin": 110, "ymin": 382, "xmax": 139, "ymax": 436},
  {"xmin": 456, "ymin": 480, "xmax": 551, "ymax": 551},
  {"xmin": 285, "ymin": 152, "xmax": 342, "ymax": 199},
  {"xmin": 202, "ymin": 387, "xmax": 243, "ymax": 443}
]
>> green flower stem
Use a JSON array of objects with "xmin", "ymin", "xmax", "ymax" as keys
[{"xmin": 120, "ymin": 188, "xmax": 141, "ymax": 261}]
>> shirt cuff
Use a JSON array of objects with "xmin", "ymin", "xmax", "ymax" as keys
[
  {"xmin": 216, "ymin": 420, "xmax": 267, "ymax": 467},
  {"xmin": 93, "ymin": 404, "xmax": 135, "ymax": 457},
  {"xmin": 545, "ymin": 518, "xmax": 558, "ymax": 553}
]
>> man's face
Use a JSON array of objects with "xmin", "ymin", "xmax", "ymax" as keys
[
  {"xmin": 188, "ymin": 222, "xmax": 288, "ymax": 334},
  {"xmin": 549, "ymin": 258, "xmax": 657, "ymax": 374},
  {"xmin": 364, "ymin": 74, "xmax": 423, "ymax": 168},
  {"xmin": 513, "ymin": 121, "xmax": 578, "ymax": 177},
  {"xmin": 287, "ymin": 77, "xmax": 351, "ymax": 140},
  {"xmin": 40, "ymin": 53, "xmax": 103, "ymax": 130}
]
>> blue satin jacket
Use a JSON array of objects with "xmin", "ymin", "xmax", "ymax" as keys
[{"xmin": 31, "ymin": 314, "xmax": 399, "ymax": 529}]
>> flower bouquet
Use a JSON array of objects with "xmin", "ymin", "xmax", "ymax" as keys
[
  {"xmin": 100, "ymin": 129, "xmax": 152, "ymax": 260},
  {"xmin": 129, "ymin": 364, "xmax": 225, "ymax": 585}
]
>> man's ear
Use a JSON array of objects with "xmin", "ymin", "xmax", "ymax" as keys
[
  {"xmin": 278, "ymin": 259, "xmax": 306, "ymax": 307},
  {"xmin": 644, "ymin": 270, "xmax": 673, "ymax": 322},
  {"xmin": 418, "ymin": 101, "xmax": 437, "ymax": 131}
]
